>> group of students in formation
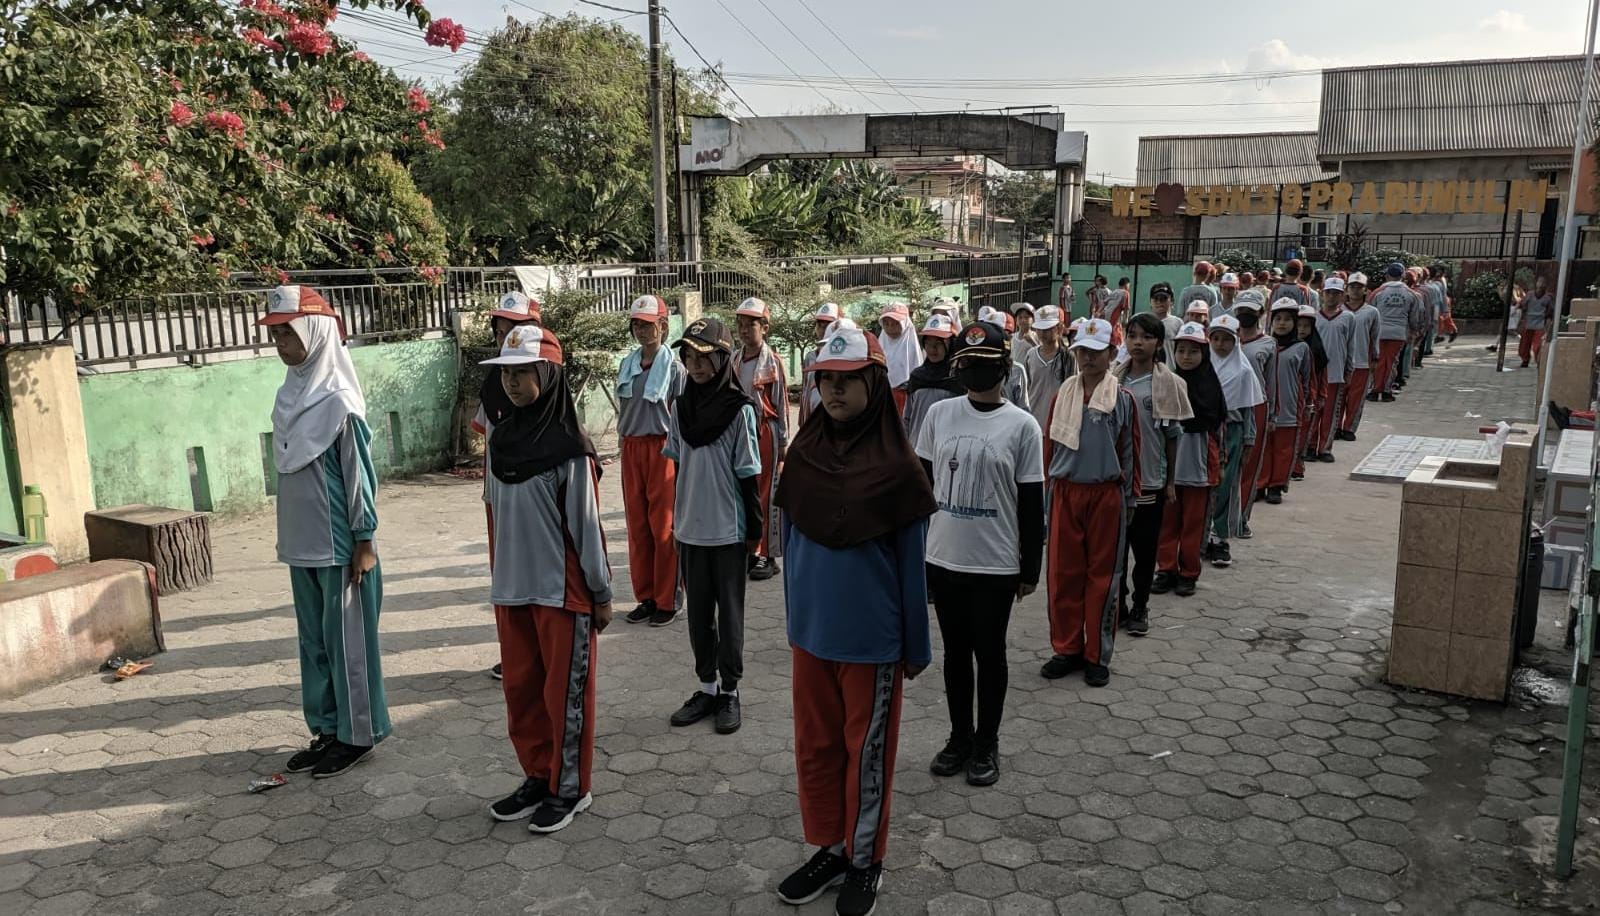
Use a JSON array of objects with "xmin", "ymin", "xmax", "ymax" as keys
[{"xmin": 254, "ymin": 258, "xmax": 1443, "ymax": 915}]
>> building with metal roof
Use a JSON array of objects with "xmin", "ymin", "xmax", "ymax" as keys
[{"xmin": 1136, "ymin": 131, "xmax": 1333, "ymax": 187}]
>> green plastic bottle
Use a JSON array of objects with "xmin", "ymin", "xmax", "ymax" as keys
[{"xmin": 22, "ymin": 485, "xmax": 46, "ymax": 544}]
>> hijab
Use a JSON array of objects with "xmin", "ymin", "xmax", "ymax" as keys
[
  {"xmin": 675, "ymin": 347, "xmax": 754, "ymax": 448},
  {"xmin": 488, "ymin": 362, "xmax": 597, "ymax": 484},
  {"xmin": 1209, "ymin": 330, "xmax": 1266, "ymax": 411},
  {"xmin": 878, "ymin": 314, "xmax": 922, "ymax": 388},
  {"xmin": 1172, "ymin": 343, "xmax": 1227, "ymax": 434},
  {"xmin": 1297, "ymin": 321, "xmax": 1329, "ymax": 374},
  {"xmin": 906, "ymin": 338, "xmax": 964, "ymax": 397},
  {"xmin": 271, "ymin": 315, "xmax": 367, "ymax": 474},
  {"xmin": 775, "ymin": 363, "xmax": 936, "ymax": 549}
]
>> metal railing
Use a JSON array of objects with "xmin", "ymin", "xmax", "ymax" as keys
[{"xmin": 1068, "ymin": 232, "xmax": 1541, "ymax": 267}]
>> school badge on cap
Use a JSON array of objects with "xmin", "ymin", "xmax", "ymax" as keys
[
  {"xmin": 1071, "ymin": 318, "xmax": 1113, "ymax": 351},
  {"xmin": 488, "ymin": 291, "xmax": 541, "ymax": 323},
  {"xmin": 256, "ymin": 284, "xmax": 346, "ymax": 338},
  {"xmin": 629, "ymin": 294, "xmax": 667, "ymax": 321},
  {"xmin": 920, "ymin": 314, "xmax": 956, "ymax": 339},
  {"xmin": 1175, "ymin": 321, "xmax": 1209, "ymax": 345},
  {"xmin": 809, "ymin": 323, "xmax": 885, "ymax": 372},
  {"xmin": 735, "ymin": 297, "xmax": 769, "ymax": 319},
  {"xmin": 1032, "ymin": 305, "xmax": 1062, "ymax": 330},
  {"xmin": 480, "ymin": 324, "xmax": 564, "ymax": 366},
  {"xmin": 964, "ymin": 326, "xmax": 988, "ymax": 346},
  {"xmin": 814, "ymin": 302, "xmax": 841, "ymax": 322}
]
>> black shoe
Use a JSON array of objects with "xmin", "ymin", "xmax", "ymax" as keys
[
  {"xmin": 1126, "ymin": 605, "xmax": 1150, "ymax": 637},
  {"xmin": 714, "ymin": 693, "xmax": 742, "ymax": 734},
  {"xmin": 1174, "ymin": 577, "xmax": 1197, "ymax": 597},
  {"xmin": 1289, "ymin": 470, "xmax": 1305, "ymax": 482},
  {"xmin": 1264, "ymin": 488, "xmax": 1283, "ymax": 505},
  {"xmin": 648, "ymin": 607, "xmax": 679, "ymax": 627},
  {"xmin": 1381, "ymin": 392, "xmax": 1396, "ymax": 402},
  {"xmin": 1150, "ymin": 572, "xmax": 1177, "ymax": 594},
  {"xmin": 1199, "ymin": 541, "xmax": 1215, "ymax": 564},
  {"xmin": 966, "ymin": 743, "xmax": 999, "ymax": 787},
  {"xmin": 1084, "ymin": 664, "xmax": 1110, "ymax": 688},
  {"xmin": 670, "ymin": 691, "xmax": 718, "ymax": 727},
  {"xmin": 836, "ymin": 863, "xmax": 883, "ymax": 916},
  {"xmin": 527, "ymin": 793, "xmax": 591, "ymax": 834},
  {"xmin": 488, "ymin": 777, "xmax": 548, "ymax": 822},
  {"xmin": 747, "ymin": 553, "xmax": 759, "ymax": 574},
  {"xmin": 1301, "ymin": 448, "xmax": 1317, "ymax": 461},
  {"xmin": 930, "ymin": 734, "xmax": 973, "ymax": 776},
  {"xmin": 311, "ymin": 741, "xmax": 372, "ymax": 778},
  {"xmin": 490, "ymin": 663, "xmax": 503, "ymax": 681},
  {"xmin": 285, "ymin": 733, "xmax": 336, "ymax": 773},
  {"xmin": 625, "ymin": 600, "xmax": 656, "ymax": 624},
  {"xmin": 1238, "ymin": 521, "xmax": 1253, "ymax": 539},
  {"xmin": 1040, "ymin": 654, "xmax": 1083, "ymax": 679},
  {"xmin": 776, "ymin": 847, "xmax": 849, "ymax": 905},
  {"xmin": 1211, "ymin": 542, "xmax": 1232, "ymax": 568},
  {"xmin": 1366, "ymin": 392, "xmax": 1381, "ymax": 402},
  {"xmin": 750, "ymin": 558, "xmax": 780, "ymax": 581},
  {"xmin": 1317, "ymin": 452, "xmax": 1335, "ymax": 463}
]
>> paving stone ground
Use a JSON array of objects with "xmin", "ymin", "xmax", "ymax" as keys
[{"xmin": 4, "ymin": 336, "xmax": 1600, "ymax": 915}]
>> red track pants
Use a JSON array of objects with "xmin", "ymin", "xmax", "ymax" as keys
[
  {"xmin": 1373, "ymin": 339, "xmax": 1405, "ymax": 393},
  {"xmin": 1312, "ymin": 381, "xmax": 1342, "ymax": 454},
  {"xmin": 1338, "ymin": 368, "xmax": 1370, "ymax": 434},
  {"xmin": 792, "ymin": 647, "xmax": 903, "ymax": 869},
  {"xmin": 1241, "ymin": 403, "xmax": 1270, "ymax": 502},
  {"xmin": 1047, "ymin": 480, "xmax": 1126, "ymax": 666},
  {"xmin": 892, "ymin": 387, "xmax": 908, "ymax": 416},
  {"xmin": 496, "ymin": 604, "xmax": 597, "ymax": 799},
  {"xmin": 1157, "ymin": 486, "xmax": 1210, "ymax": 580},
  {"xmin": 753, "ymin": 420, "xmax": 779, "ymax": 560},
  {"xmin": 1519, "ymin": 329, "xmax": 1545, "ymax": 365},
  {"xmin": 1265, "ymin": 426, "xmax": 1299, "ymax": 489},
  {"xmin": 621, "ymin": 435, "xmax": 678, "ymax": 610}
]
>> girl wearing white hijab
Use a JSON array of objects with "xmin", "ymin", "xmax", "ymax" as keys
[
  {"xmin": 1204, "ymin": 314, "xmax": 1266, "ymax": 568},
  {"xmin": 258, "ymin": 285, "xmax": 390, "ymax": 780},
  {"xmin": 877, "ymin": 302, "xmax": 922, "ymax": 415}
]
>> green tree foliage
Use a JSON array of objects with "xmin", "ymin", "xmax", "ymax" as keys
[
  {"xmin": 704, "ymin": 161, "xmax": 939, "ymax": 258},
  {"xmin": 986, "ymin": 172, "xmax": 1055, "ymax": 230},
  {"xmin": 1213, "ymin": 248, "xmax": 1268, "ymax": 275},
  {"xmin": 1356, "ymin": 247, "xmax": 1434, "ymax": 281},
  {"xmin": 0, "ymin": 0, "xmax": 457, "ymax": 306}
]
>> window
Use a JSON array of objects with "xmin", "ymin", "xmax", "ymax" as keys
[{"xmin": 1301, "ymin": 219, "xmax": 1330, "ymax": 250}]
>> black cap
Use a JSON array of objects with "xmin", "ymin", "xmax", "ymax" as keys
[
  {"xmin": 1151, "ymin": 282, "xmax": 1173, "ymax": 299},
  {"xmin": 951, "ymin": 321, "xmax": 1011, "ymax": 362},
  {"xmin": 676, "ymin": 317, "xmax": 734, "ymax": 355}
]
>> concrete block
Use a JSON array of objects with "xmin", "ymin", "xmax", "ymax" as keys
[
  {"xmin": 4, "ymin": 343, "xmax": 96, "ymax": 561},
  {"xmin": 0, "ymin": 542, "xmax": 59, "ymax": 581},
  {"xmin": 0, "ymin": 559, "xmax": 163, "ymax": 698}
]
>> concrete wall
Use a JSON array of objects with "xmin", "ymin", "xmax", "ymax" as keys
[
  {"xmin": 80, "ymin": 337, "xmax": 458, "ymax": 517},
  {"xmin": 1062, "ymin": 265, "xmax": 1196, "ymax": 320},
  {"xmin": 5, "ymin": 344, "xmax": 96, "ymax": 561},
  {"xmin": 0, "ymin": 559, "xmax": 162, "ymax": 699}
]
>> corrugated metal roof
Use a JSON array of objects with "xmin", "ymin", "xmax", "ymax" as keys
[
  {"xmin": 1136, "ymin": 132, "xmax": 1332, "ymax": 186},
  {"xmin": 1319, "ymin": 55, "xmax": 1600, "ymax": 159}
]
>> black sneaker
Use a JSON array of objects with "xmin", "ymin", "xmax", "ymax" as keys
[
  {"xmin": 1380, "ymin": 392, "xmax": 1396, "ymax": 402},
  {"xmin": 625, "ymin": 600, "xmax": 656, "ymax": 624},
  {"xmin": 648, "ymin": 607, "xmax": 679, "ymax": 627},
  {"xmin": 1150, "ymin": 572, "xmax": 1177, "ymax": 594},
  {"xmin": 490, "ymin": 663, "xmax": 503, "ymax": 680},
  {"xmin": 1174, "ymin": 577, "xmax": 1197, "ymax": 597},
  {"xmin": 714, "ymin": 693, "xmax": 742, "ymax": 734},
  {"xmin": 750, "ymin": 558, "xmax": 780, "ymax": 581},
  {"xmin": 1084, "ymin": 664, "xmax": 1111, "ymax": 688},
  {"xmin": 776, "ymin": 847, "xmax": 848, "ymax": 904},
  {"xmin": 311, "ymin": 741, "xmax": 372, "ymax": 778},
  {"xmin": 966, "ymin": 743, "xmax": 1000, "ymax": 787},
  {"xmin": 1040, "ymin": 654, "xmax": 1083, "ymax": 679},
  {"xmin": 489, "ymin": 777, "xmax": 548, "ymax": 822},
  {"xmin": 1199, "ymin": 541, "xmax": 1215, "ymax": 564},
  {"xmin": 1289, "ymin": 470, "xmax": 1305, "ymax": 482},
  {"xmin": 1366, "ymin": 392, "xmax": 1381, "ymax": 402},
  {"xmin": 1264, "ymin": 488, "xmax": 1283, "ymax": 505},
  {"xmin": 1126, "ymin": 605, "xmax": 1150, "ymax": 637},
  {"xmin": 930, "ymin": 734, "xmax": 973, "ymax": 777},
  {"xmin": 836, "ymin": 863, "xmax": 883, "ymax": 916},
  {"xmin": 1211, "ymin": 542, "xmax": 1232, "ymax": 568},
  {"xmin": 527, "ymin": 793, "xmax": 591, "ymax": 834},
  {"xmin": 1238, "ymin": 521, "xmax": 1253, "ymax": 540},
  {"xmin": 1317, "ymin": 452, "xmax": 1336, "ymax": 463},
  {"xmin": 670, "ymin": 691, "xmax": 718, "ymax": 727},
  {"xmin": 285, "ymin": 733, "xmax": 336, "ymax": 773}
]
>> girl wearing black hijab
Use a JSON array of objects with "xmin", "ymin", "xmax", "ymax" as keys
[
  {"xmin": 1293, "ymin": 305, "xmax": 1330, "ymax": 480},
  {"xmin": 479, "ymin": 325, "xmax": 613, "ymax": 835},
  {"xmin": 902, "ymin": 313, "xmax": 965, "ymax": 446},
  {"xmin": 1154, "ymin": 321, "xmax": 1228, "ymax": 597},
  {"xmin": 772, "ymin": 323, "xmax": 937, "ymax": 916}
]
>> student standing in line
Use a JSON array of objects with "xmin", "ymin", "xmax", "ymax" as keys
[
  {"xmin": 1290, "ymin": 304, "xmax": 1327, "ymax": 482},
  {"xmin": 261, "ymin": 285, "xmax": 391, "ymax": 780},
  {"xmin": 734, "ymin": 298, "xmax": 788, "ymax": 582},
  {"xmin": 617, "ymin": 295, "xmax": 688, "ymax": 627},
  {"xmin": 1337, "ymin": 273, "xmax": 1380, "ymax": 440},
  {"xmin": 1011, "ymin": 302, "xmax": 1039, "ymax": 365},
  {"xmin": 772, "ymin": 324, "xmax": 936, "ymax": 916},
  {"xmin": 667, "ymin": 318, "xmax": 763, "ymax": 735},
  {"xmin": 1113, "ymin": 315, "xmax": 1187, "ymax": 631},
  {"xmin": 1235, "ymin": 292, "xmax": 1277, "ymax": 534},
  {"xmin": 1148, "ymin": 282, "xmax": 1182, "ymax": 365},
  {"xmin": 1217, "ymin": 272, "xmax": 1239, "ymax": 315},
  {"xmin": 798, "ymin": 302, "xmax": 842, "ymax": 427},
  {"xmin": 916, "ymin": 322, "xmax": 1044, "ymax": 787},
  {"xmin": 479, "ymin": 325, "xmax": 612, "ymax": 834},
  {"xmin": 978, "ymin": 307, "xmax": 1033, "ymax": 412},
  {"xmin": 1519, "ymin": 276, "xmax": 1553, "ymax": 368},
  {"xmin": 1273, "ymin": 259, "xmax": 1312, "ymax": 305},
  {"xmin": 903, "ymin": 314, "xmax": 963, "ymax": 446},
  {"xmin": 1021, "ymin": 306, "xmax": 1073, "ymax": 434},
  {"xmin": 877, "ymin": 302, "xmax": 922, "ymax": 416},
  {"xmin": 1156, "ymin": 322, "xmax": 1226, "ymax": 597},
  {"xmin": 1368, "ymin": 263, "xmax": 1414, "ymax": 402},
  {"xmin": 1431, "ymin": 265, "xmax": 1459, "ymax": 343},
  {"xmin": 1088, "ymin": 275, "xmax": 1111, "ymax": 320},
  {"xmin": 1203, "ymin": 315, "xmax": 1264, "ymax": 570},
  {"xmin": 1262, "ymin": 300, "xmax": 1312, "ymax": 504},
  {"xmin": 1177, "ymin": 261, "xmax": 1219, "ymax": 315},
  {"xmin": 1309, "ymin": 278, "xmax": 1352, "ymax": 463},
  {"xmin": 1041, "ymin": 318, "xmax": 1138, "ymax": 687},
  {"xmin": 1106, "ymin": 278, "xmax": 1132, "ymax": 346},
  {"xmin": 1183, "ymin": 301, "xmax": 1212, "ymax": 327},
  {"xmin": 471, "ymin": 291, "xmax": 541, "ymax": 682}
]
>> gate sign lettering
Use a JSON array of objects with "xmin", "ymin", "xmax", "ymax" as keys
[
  {"xmin": 694, "ymin": 148, "xmax": 724, "ymax": 165},
  {"xmin": 1111, "ymin": 179, "xmax": 1549, "ymax": 218}
]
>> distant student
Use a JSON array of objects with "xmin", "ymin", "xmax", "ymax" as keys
[
  {"xmin": 1106, "ymin": 278, "xmax": 1132, "ymax": 345},
  {"xmin": 1234, "ymin": 291, "xmax": 1277, "ymax": 534},
  {"xmin": 1021, "ymin": 306, "xmax": 1073, "ymax": 434},
  {"xmin": 1337, "ymin": 273, "xmax": 1380, "ymax": 440},
  {"xmin": 1291, "ymin": 304, "xmax": 1327, "ymax": 481},
  {"xmin": 798, "ymin": 302, "xmax": 842, "ymax": 427},
  {"xmin": 877, "ymin": 302, "xmax": 922, "ymax": 415},
  {"xmin": 1262, "ymin": 299, "xmax": 1312, "ymax": 504},
  {"xmin": 1088, "ymin": 275, "xmax": 1111, "ymax": 319},
  {"xmin": 1431, "ymin": 265, "xmax": 1459, "ymax": 343},
  {"xmin": 903, "ymin": 314, "xmax": 963, "ymax": 446},
  {"xmin": 1113, "ymin": 314, "xmax": 1187, "ymax": 631},
  {"xmin": 1156, "ymin": 322, "xmax": 1226, "ymax": 596},
  {"xmin": 1042, "ymin": 318, "xmax": 1138, "ymax": 687},
  {"xmin": 667, "ymin": 318, "xmax": 763, "ymax": 735},
  {"xmin": 1273, "ymin": 259, "xmax": 1312, "ymax": 305},
  {"xmin": 734, "ymin": 298, "xmax": 788, "ymax": 581},
  {"xmin": 479, "ymin": 325, "xmax": 612, "ymax": 834},
  {"xmin": 617, "ymin": 295, "xmax": 688, "ymax": 626},
  {"xmin": 1148, "ymin": 282, "xmax": 1182, "ymax": 365},
  {"xmin": 260, "ymin": 285, "xmax": 390, "ymax": 779},
  {"xmin": 978, "ymin": 307, "xmax": 1032, "ymax": 412},
  {"xmin": 1309, "ymin": 278, "xmax": 1353, "ymax": 462},
  {"xmin": 1177, "ymin": 261, "xmax": 1219, "ymax": 314},
  {"xmin": 1217, "ymin": 272, "xmax": 1239, "ymax": 314},
  {"xmin": 1368, "ymin": 263, "xmax": 1414, "ymax": 402},
  {"xmin": 773, "ymin": 324, "xmax": 936, "ymax": 916},
  {"xmin": 1204, "ymin": 315, "xmax": 1264, "ymax": 569},
  {"xmin": 1011, "ymin": 302, "xmax": 1039, "ymax": 365},
  {"xmin": 1519, "ymin": 276, "xmax": 1553, "ymax": 368},
  {"xmin": 917, "ymin": 322, "xmax": 1044, "ymax": 787}
]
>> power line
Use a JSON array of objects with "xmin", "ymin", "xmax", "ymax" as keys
[
  {"xmin": 663, "ymin": 12, "xmax": 758, "ymax": 116},
  {"xmin": 720, "ymin": 67, "xmax": 1321, "ymax": 90},
  {"xmin": 573, "ymin": 0, "xmax": 646, "ymax": 13},
  {"xmin": 789, "ymin": 0, "xmax": 921, "ymax": 112},
  {"xmin": 711, "ymin": 0, "xmax": 838, "ymax": 109},
  {"xmin": 749, "ymin": 0, "xmax": 884, "ymax": 112}
]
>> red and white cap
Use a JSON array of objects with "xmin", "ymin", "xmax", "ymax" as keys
[
  {"xmin": 1270, "ymin": 297, "xmax": 1302, "ymax": 314},
  {"xmin": 630, "ymin": 294, "xmax": 668, "ymax": 321},
  {"xmin": 919, "ymin": 314, "xmax": 957, "ymax": 338},
  {"xmin": 1297, "ymin": 304, "xmax": 1317, "ymax": 318},
  {"xmin": 1219, "ymin": 272, "xmax": 1240, "ymax": 288},
  {"xmin": 1175, "ymin": 321, "xmax": 1209, "ymax": 345},
  {"xmin": 814, "ymin": 302, "xmax": 841, "ymax": 323},
  {"xmin": 1209, "ymin": 314, "xmax": 1241, "ymax": 337},
  {"xmin": 1071, "ymin": 317, "xmax": 1114, "ymax": 351},
  {"xmin": 1347, "ymin": 272, "xmax": 1369, "ymax": 286},
  {"xmin": 1033, "ymin": 305, "xmax": 1063, "ymax": 330},
  {"xmin": 488, "ymin": 291, "xmax": 541, "ymax": 323},
  {"xmin": 735, "ymin": 297, "xmax": 770, "ymax": 319},
  {"xmin": 257, "ymin": 285, "xmax": 346, "ymax": 337},
  {"xmin": 1184, "ymin": 302, "xmax": 1212, "ymax": 320},
  {"xmin": 878, "ymin": 301, "xmax": 911, "ymax": 329},
  {"xmin": 976, "ymin": 305, "xmax": 1000, "ymax": 325},
  {"xmin": 1323, "ymin": 276, "xmax": 1346, "ymax": 292},
  {"xmin": 809, "ymin": 323, "xmax": 886, "ymax": 372},
  {"xmin": 480, "ymin": 324, "xmax": 564, "ymax": 366}
]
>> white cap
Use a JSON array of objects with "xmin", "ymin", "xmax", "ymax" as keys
[
  {"xmin": 1032, "ymin": 305, "xmax": 1063, "ymax": 330},
  {"xmin": 879, "ymin": 302, "xmax": 911, "ymax": 327},
  {"xmin": 630, "ymin": 294, "xmax": 668, "ymax": 321},
  {"xmin": 1174, "ymin": 321, "xmax": 1209, "ymax": 345},
  {"xmin": 1011, "ymin": 301, "xmax": 1035, "ymax": 315},
  {"xmin": 1184, "ymin": 302, "xmax": 1212, "ymax": 318},
  {"xmin": 1070, "ymin": 317, "xmax": 1113, "ymax": 351},
  {"xmin": 1219, "ymin": 272, "xmax": 1240, "ymax": 288},
  {"xmin": 814, "ymin": 302, "xmax": 841, "ymax": 322},
  {"xmin": 976, "ymin": 305, "xmax": 1000, "ymax": 324},
  {"xmin": 1233, "ymin": 290, "xmax": 1266, "ymax": 311},
  {"xmin": 1270, "ymin": 297, "xmax": 1301, "ymax": 314},
  {"xmin": 1297, "ymin": 304, "xmax": 1318, "ymax": 318},
  {"xmin": 1322, "ymin": 277, "xmax": 1346, "ymax": 292},
  {"xmin": 1209, "ymin": 314, "xmax": 1241, "ymax": 336},
  {"xmin": 488, "ymin": 290, "xmax": 540, "ymax": 322},
  {"xmin": 1347, "ymin": 272, "xmax": 1368, "ymax": 286},
  {"xmin": 920, "ymin": 314, "xmax": 957, "ymax": 338},
  {"xmin": 480, "ymin": 324, "xmax": 563, "ymax": 366},
  {"xmin": 810, "ymin": 323, "xmax": 885, "ymax": 372},
  {"xmin": 736, "ymin": 297, "xmax": 769, "ymax": 319}
]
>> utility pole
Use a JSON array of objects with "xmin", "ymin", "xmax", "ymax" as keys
[{"xmin": 648, "ymin": 0, "xmax": 669, "ymax": 264}]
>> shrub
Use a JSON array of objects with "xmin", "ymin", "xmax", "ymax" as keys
[{"xmin": 1214, "ymin": 248, "xmax": 1267, "ymax": 275}]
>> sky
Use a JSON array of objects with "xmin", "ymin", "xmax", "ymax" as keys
[{"xmin": 337, "ymin": 0, "xmax": 1593, "ymax": 183}]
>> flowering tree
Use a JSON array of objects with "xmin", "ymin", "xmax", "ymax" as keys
[{"xmin": 0, "ymin": 0, "xmax": 463, "ymax": 308}]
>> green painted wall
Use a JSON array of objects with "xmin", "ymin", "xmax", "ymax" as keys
[{"xmin": 80, "ymin": 337, "xmax": 458, "ymax": 516}]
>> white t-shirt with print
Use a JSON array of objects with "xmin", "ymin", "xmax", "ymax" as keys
[{"xmin": 915, "ymin": 397, "xmax": 1045, "ymax": 576}]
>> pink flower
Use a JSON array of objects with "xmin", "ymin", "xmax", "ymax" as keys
[
  {"xmin": 242, "ymin": 27, "xmax": 284, "ymax": 53},
  {"xmin": 407, "ymin": 86, "xmax": 430, "ymax": 113},
  {"xmin": 424, "ymin": 18, "xmax": 467, "ymax": 52},
  {"xmin": 327, "ymin": 94, "xmax": 347, "ymax": 113},
  {"xmin": 286, "ymin": 21, "xmax": 333, "ymax": 56},
  {"xmin": 168, "ymin": 101, "xmax": 196, "ymax": 127},
  {"xmin": 275, "ymin": 100, "xmax": 292, "ymax": 115},
  {"xmin": 203, "ymin": 110, "xmax": 247, "ymax": 140},
  {"xmin": 353, "ymin": 51, "xmax": 372, "ymax": 63}
]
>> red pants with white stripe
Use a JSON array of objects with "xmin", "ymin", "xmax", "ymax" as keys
[
  {"xmin": 1312, "ymin": 381, "xmax": 1342, "ymax": 454},
  {"xmin": 1265, "ymin": 426, "xmax": 1299, "ymax": 489},
  {"xmin": 1338, "ymin": 368, "xmax": 1370, "ymax": 434},
  {"xmin": 753, "ymin": 420, "xmax": 779, "ymax": 560},
  {"xmin": 1241, "ymin": 403, "xmax": 1270, "ymax": 503},
  {"xmin": 496, "ymin": 604, "xmax": 596, "ymax": 799},
  {"xmin": 1519, "ymin": 329, "xmax": 1545, "ymax": 365},
  {"xmin": 621, "ymin": 435, "xmax": 678, "ymax": 610},
  {"xmin": 792, "ymin": 647, "xmax": 904, "ymax": 869},
  {"xmin": 1047, "ymin": 479, "xmax": 1126, "ymax": 666},
  {"xmin": 1373, "ymin": 339, "xmax": 1405, "ymax": 393},
  {"xmin": 1157, "ymin": 486, "xmax": 1210, "ymax": 580}
]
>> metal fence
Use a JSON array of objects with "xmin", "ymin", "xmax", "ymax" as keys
[
  {"xmin": 3, "ymin": 251, "xmax": 1053, "ymax": 366},
  {"xmin": 1068, "ymin": 232, "xmax": 1541, "ymax": 267}
]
